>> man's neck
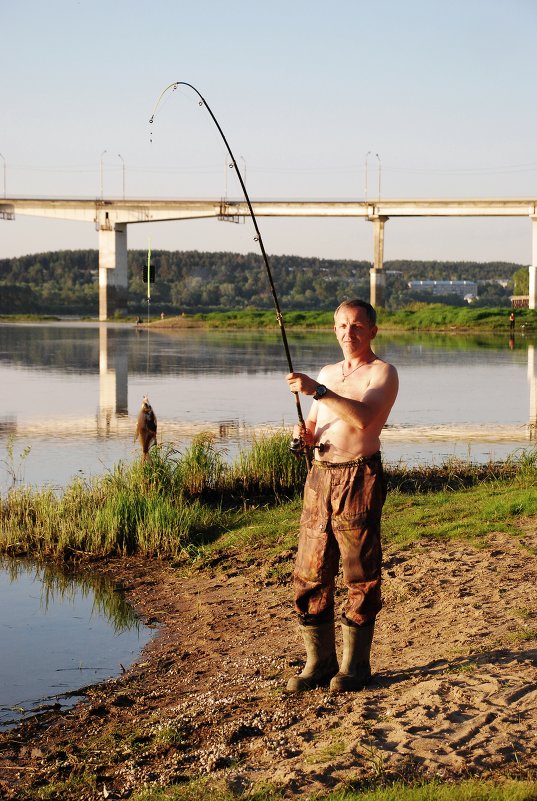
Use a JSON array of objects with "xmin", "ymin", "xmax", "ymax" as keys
[{"xmin": 342, "ymin": 347, "xmax": 375, "ymax": 365}]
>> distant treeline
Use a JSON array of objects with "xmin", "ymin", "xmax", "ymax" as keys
[{"xmin": 0, "ymin": 249, "xmax": 527, "ymax": 315}]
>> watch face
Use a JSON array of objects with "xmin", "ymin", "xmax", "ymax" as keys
[{"xmin": 315, "ymin": 384, "xmax": 327, "ymax": 399}]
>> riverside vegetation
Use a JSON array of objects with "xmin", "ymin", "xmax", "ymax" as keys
[
  {"xmin": 0, "ymin": 249, "xmax": 529, "ymax": 315},
  {"xmin": 0, "ymin": 434, "xmax": 536, "ymax": 801},
  {"xmin": 1, "ymin": 306, "xmax": 536, "ymax": 335},
  {"xmin": 1, "ymin": 432, "xmax": 536, "ymax": 560},
  {"xmin": 150, "ymin": 305, "xmax": 537, "ymax": 333}
]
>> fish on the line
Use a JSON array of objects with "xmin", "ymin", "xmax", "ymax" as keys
[{"xmin": 135, "ymin": 395, "xmax": 157, "ymax": 460}]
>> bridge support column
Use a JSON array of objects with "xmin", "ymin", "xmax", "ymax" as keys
[
  {"xmin": 530, "ymin": 217, "xmax": 537, "ymax": 310},
  {"xmin": 98, "ymin": 224, "xmax": 128, "ymax": 321},
  {"xmin": 369, "ymin": 215, "xmax": 388, "ymax": 308}
]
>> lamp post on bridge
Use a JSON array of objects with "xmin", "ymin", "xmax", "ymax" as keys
[
  {"xmin": 365, "ymin": 151, "xmax": 385, "ymax": 307},
  {"xmin": 0, "ymin": 153, "xmax": 6, "ymax": 198},
  {"xmin": 364, "ymin": 151, "xmax": 371, "ymax": 201},
  {"xmin": 117, "ymin": 153, "xmax": 125, "ymax": 200},
  {"xmin": 365, "ymin": 151, "xmax": 382, "ymax": 202},
  {"xmin": 100, "ymin": 149, "xmax": 107, "ymax": 200}
]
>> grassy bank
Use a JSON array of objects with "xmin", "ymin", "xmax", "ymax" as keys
[
  {"xmin": 148, "ymin": 305, "xmax": 537, "ymax": 332},
  {"xmin": 377, "ymin": 304, "xmax": 536, "ymax": 332},
  {"xmin": 131, "ymin": 777, "xmax": 537, "ymax": 801},
  {"xmin": 0, "ymin": 314, "xmax": 62, "ymax": 322},
  {"xmin": 1, "ymin": 305, "xmax": 535, "ymax": 332},
  {"xmin": 0, "ymin": 433, "xmax": 535, "ymax": 562},
  {"xmin": 2, "ymin": 436, "xmax": 536, "ymax": 801}
]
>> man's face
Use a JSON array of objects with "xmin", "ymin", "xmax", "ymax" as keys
[{"xmin": 334, "ymin": 306, "xmax": 377, "ymax": 354}]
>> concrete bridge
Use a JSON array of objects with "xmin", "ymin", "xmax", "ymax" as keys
[{"xmin": 1, "ymin": 196, "xmax": 536, "ymax": 318}]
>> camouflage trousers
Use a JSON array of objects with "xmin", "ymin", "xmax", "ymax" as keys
[{"xmin": 293, "ymin": 452, "xmax": 386, "ymax": 626}]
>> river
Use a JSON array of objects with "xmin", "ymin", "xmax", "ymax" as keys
[
  {"xmin": 0, "ymin": 322, "xmax": 535, "ymax": 492},
  {"xmin": 0, "ymin": 558, "xmax": 153, "ymax": 730}
]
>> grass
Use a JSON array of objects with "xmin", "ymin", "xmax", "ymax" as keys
[
  {"xmin": 127, "ymin": 778, "xmax": 537, "ymax": 801},
  {"xmin": 151, "ymin": 309, "xmax": 337, "ymax": 330},
  {"xmin": 0, "ymin": 314, "xmax": 61, "ymax": 322},
  {"xmin": 377, "ymin": 304, "xmax": 537, "ymax": 332},
  {"xmin": 383, "ymin": 479, "xmax": 536, "ymax": 548},
  {"xmin": 305, "ymin": 739, "xmax": 348, "ymax": 764},
  {"xmin": 1, "ymin": 434, "xmax": 536, "ymax": 561},
  {"xmin": 329, "ymin": 779, "xmax": 537, "ymax": 801},
  {"xmin": 20, "ymin": 777, "xmax": 537, "ymax": 801},
  {"xmin": 229, "ymin": 430, "xmax": 307, "ymax": 497},
  {"xmin": 148, "ymin": 305, "xmax": 537, "ymax": 333},
  {"xmin": 378, "ymin": 304, "xmax": 537, "ymax": 333},
  {"xmin": 2, "ymin": 306, "xmax": 536, "ymax": 333}
]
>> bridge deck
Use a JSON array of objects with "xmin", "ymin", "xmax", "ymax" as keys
[{"xmin": 1, "ymin": 197, "xmax": 537, "ymax": 225}]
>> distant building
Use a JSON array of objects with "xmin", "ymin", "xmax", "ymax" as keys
[
  {"xmin": 481, "ymin": 278, "xmax": 510, "ymax": 288},
  {"xmin": 510, "ymin": 295, "xmax": 529, "ymax": 308},
  {"xmin": 408, "ymin": 279, "xmax": 478, "ymax": 299}
]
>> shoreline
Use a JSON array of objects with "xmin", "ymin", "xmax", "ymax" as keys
[
  {"xmin": 1, "ymin": 527, "xmax": 536, "ymax": 800},
  {"xmin": 1, "ymin": 309, "xmax": 536, "ymax": 335}
]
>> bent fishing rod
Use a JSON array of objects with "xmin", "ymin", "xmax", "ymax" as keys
[{"xmin": 149, "ymin": 81, "xmax": 313, "ymax": 467}]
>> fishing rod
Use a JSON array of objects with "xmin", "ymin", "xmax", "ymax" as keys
[{"xmin": 149, "ymin": 81, "xmax": 312, "ymax": 468}]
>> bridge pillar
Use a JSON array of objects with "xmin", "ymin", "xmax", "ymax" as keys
[
  {"xmin": 530, "ymin": 217, "xmax": 537, "ymax": 310},
  {"xmin": 369, "ymin": 215, "xmax": 388, "ymax": 308},
  {"xmin": 98, "ymin": 224, "xmax": 128, "ymax": 321}
]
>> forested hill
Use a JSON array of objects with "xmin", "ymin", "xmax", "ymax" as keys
[{"xmin": 0, "ymin": 249, "xmax": 525, "ymax": 314}]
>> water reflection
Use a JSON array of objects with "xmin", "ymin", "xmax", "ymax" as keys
[
  {"xmin": 0, "ymin": 557, "xmax": 152, "ymax": 730},
  {"xmin": 0, "ymin": 322, "xmax": 536, "ymax": 489},
  {"xmin": 1, "ymin": 557, "xmax": 141, "ymax": 631},
  {"xmin": 101, "ymin": 329, "xmax": 537, "ymax": 434},
  {"xmin": 98, "ymin": 326, "xmax": 128, "ymax": 430},
  {"xmin": 529, "ymin": 345, "xmax": 537, "ymax": 438}
]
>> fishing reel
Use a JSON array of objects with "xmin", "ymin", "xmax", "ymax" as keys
[{"xmin": 289, "ymin": 437, "xmax": 325, "ymax": 459}]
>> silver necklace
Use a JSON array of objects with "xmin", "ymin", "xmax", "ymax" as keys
[{"xmin": 341, "ymin": 359, "xmax": 370, "ymax": 382}]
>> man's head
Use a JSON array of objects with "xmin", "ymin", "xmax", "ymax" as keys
[
  {"xmin": 334, "ymin": 299, "xmax": 378, "ymax": 357},
  {"xmin": 334, "ymin": 299, "xmax": 376, "ymax": 326}
]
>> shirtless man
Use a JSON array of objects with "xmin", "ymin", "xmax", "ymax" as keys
[{"xmin": 286, "ymin": 299, "xmax": 398, "ymax": 692}]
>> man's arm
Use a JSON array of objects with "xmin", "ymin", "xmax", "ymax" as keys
[
  {"xmin": 292, "ymin": 393, "xmax": 318, "ymax": 445},
  {"xmin": 287, "ymin": 363, "xmax": 398, "ymax": 431}
]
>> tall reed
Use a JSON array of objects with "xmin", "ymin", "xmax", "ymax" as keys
[
  {"xmin": 0, "ymin": 434, "xmax": 535, "ymax": 561},
  {"xmin": 228, "ymin": 431, "xmax": 307, "ymax": 498}
]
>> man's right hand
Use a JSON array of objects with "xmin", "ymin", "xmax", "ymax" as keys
[
  {"xmin": 293, "ymin": 423, "xmax": 315, "ymax": 446},
  {"xmin": 287, "ymin": 372, "xmax": 318, "ymax": 396}
]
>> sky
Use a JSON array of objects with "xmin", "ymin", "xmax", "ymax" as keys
[{"xmin": 1, "ymin": 0, "xmax": 537, "ymax": 265}]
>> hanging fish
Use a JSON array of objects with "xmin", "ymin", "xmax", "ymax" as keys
[{"xmin": 135, "ymin": 395, "xmax": 157, "ymax": 461}]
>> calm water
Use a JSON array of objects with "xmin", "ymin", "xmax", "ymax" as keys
[
  {"xmin": 0, "ymin": 558, "xmax": 153, "ymax": 730},
  {"xmin": 0, "ymin": 322, "xmax": 535, "ymax": 492}
]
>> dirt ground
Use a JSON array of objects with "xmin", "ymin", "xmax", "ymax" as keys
[{"xmin": 1, "ymin": 527, "xmax": 536, "ymax": 800}]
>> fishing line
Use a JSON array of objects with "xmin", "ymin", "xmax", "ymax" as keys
[
  {"xmin": 149, "ymin": 81, "xmax": 311, "ymax": 467},
  {"xmin": 146, "ymin": 239, "xmax": 151, "ymax": 382}
]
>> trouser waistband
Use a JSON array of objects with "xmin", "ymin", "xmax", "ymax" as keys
[{"xmin": 313, "ymin": 451, "xmax": 381, "ymax": 470}]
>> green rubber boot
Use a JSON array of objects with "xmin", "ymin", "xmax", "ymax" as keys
[
  {"xmin": 286, "ymin": 619, "xmax": 339, "ymax": 692},
  {"xmin": 329, "ymin": 620, "xmax": 374, "ymax": 692}
]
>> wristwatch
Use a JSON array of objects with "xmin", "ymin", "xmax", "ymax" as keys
[{"xmin": 313, "ymin": 384, "xmax": 328, "ymax": 401}]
